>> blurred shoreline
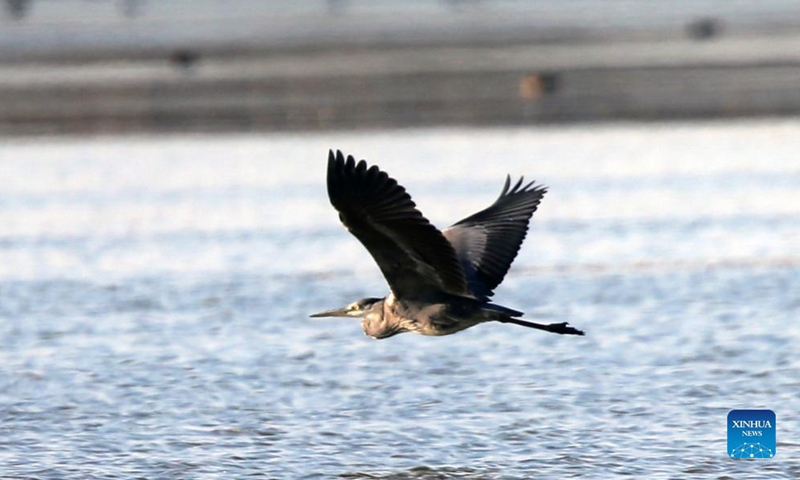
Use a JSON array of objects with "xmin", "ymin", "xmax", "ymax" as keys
[{"xmin": 2, "ymin": 0, "xmax": 800, "ymax": 135}]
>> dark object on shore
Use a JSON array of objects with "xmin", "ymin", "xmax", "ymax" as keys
[
  {"xmin": 170, "ymin": 49, "xmax": 200, "ymax": 69},
  {"xmin": 519, "ymin": 71, "xmax": 561, "ymax": 99},
  {"xmin": 5, "ymin": 0, "xmax": 31, "ymax": 20},
  {"xmin": 310, "ymin": 150, "xmax": 585, "ymax": 339},
  {"xmin": 687, "ymin": 18, "xmax": 722, "ymax": 41}
]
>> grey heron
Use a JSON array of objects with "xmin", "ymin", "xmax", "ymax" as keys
[{"xmin": 311, "ymin": 150, "xmax": 584, "ymax": 339}]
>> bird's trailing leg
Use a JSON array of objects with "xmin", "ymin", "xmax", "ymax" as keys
[{"xmin": 499, "ymin": 317, "xmax": 585, "ymax": 336}]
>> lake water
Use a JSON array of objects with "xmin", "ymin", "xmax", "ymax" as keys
[{"xmin": 0, "ymin": 119, "xmax": 798, "ymax": 478}]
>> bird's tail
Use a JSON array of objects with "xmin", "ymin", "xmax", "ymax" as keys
[{"xmin": 481, "ymin": 302, "xmax": 523, "ymax": 318}]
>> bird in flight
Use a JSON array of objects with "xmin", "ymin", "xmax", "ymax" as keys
[{"xmin": 311, "ymin": 150, "xmax": 584, "ymax": 339}]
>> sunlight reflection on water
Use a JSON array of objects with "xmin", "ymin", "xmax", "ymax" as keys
[{"xmin": 0, "ymin": 119, "xmax": 798, "ymax": 478}]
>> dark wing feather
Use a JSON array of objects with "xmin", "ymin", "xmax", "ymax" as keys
[
  {"xmin": 327, "ymin": 150, "xmax": 469, "ymax": 299},
  {"xmin": 443, "ymin": 175, "xmax": 546, "ymax": 298}
]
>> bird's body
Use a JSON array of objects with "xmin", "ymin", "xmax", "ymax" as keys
[
  {"xmin": 357, "ymin": 293, "xmax": 506, "ymax": 339},
  {"xmin": 311, "ymin": 150, "xmax": 584, "ymax": 339}
]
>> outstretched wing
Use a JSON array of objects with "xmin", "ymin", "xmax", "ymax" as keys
[
  {"xmin": 443, "ymin": 176, "xmax": 546, "ymax": 298},
  {"xmin": 327, "ymin": 150, "xmax": 469, "ymax": 300}
]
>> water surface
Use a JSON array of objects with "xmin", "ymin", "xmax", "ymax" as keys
[{"xmin": 1, "ymin": 120, "xmax": 799, "ymax": 478}]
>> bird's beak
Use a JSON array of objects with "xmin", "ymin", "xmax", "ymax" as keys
[{"xmin": 309, "ymin": 307, "xmax": 351, "ymax": 318}]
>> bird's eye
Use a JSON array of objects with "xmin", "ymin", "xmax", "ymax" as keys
[{"xmin": 348, "ymin": 303, "xmax": 360, "ymax": 311}]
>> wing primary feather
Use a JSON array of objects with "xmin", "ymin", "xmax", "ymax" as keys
[
  {"xmin": 326, "ymin": 150, "xmax": 469, "ymax": 299},
  {"xmin": 499, "ymin": 175, "xmax": 511, "ymax": 198},
  {"xmin": 511, "ymin": 176, "xmax": 524, "ymax": 193}
]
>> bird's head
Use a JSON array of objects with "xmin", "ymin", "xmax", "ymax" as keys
[
  {"xmin": 311, "ymin": 297, "xmax": 405, "ymax": 339},
  {"xmin": 309, "ymin": 297, "xmax": 383, "ymax": 319}
]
